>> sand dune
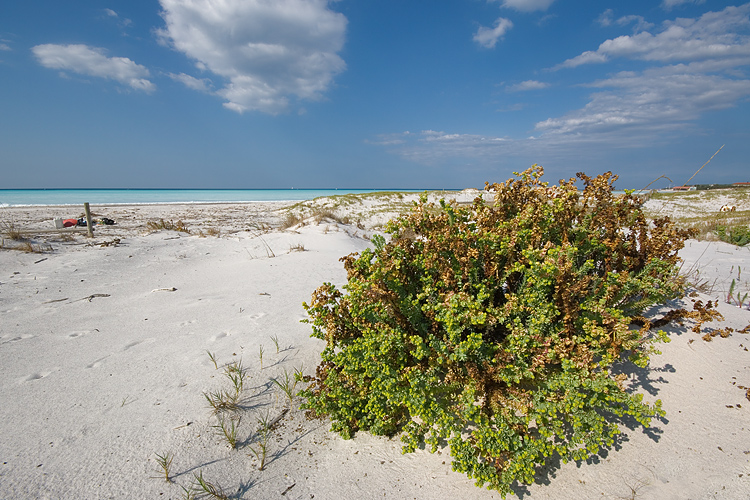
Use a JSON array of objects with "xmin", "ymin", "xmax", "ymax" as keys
[{"xmin": 1, "ymin": 198, "xmax": 748, "ymax": 499}]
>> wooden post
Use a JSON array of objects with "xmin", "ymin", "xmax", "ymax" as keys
[{"xmin": 84, "ymin": 202, "xmax": 94, "ymax": 238}]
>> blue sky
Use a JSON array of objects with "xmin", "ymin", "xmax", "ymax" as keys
[{"xmin": 1, "ymin": 0, "xmax": 749, "ymax": 189}]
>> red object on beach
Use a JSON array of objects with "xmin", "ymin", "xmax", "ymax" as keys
[{"xmin": 63, "ymin": 219, "xmax": 77, "ymax": 227}]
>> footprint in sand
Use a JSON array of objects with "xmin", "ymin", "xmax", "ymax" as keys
[
  {"xmin": 180, "ymin": 319, "xmax": 198, "ymax": 327},
  {"xmin": 20, "ymin": 370, "xmax": 55, "ymax": 383},
  {"xmin": 85, "ymin": 357, "xmax": 108, "ymax": 369},
  {"xmin": 210, "ymin": 332, "xmax": 229, "ymax": 342},
  {"xmin": 1, "ymin": 334, "xmax": 35, "ymax": 344},
  {"xmin": 122, "ymin": 339, "xmax": 153, "ymax": 351},
  {"xmin": 247, "ymin": 312, "xmax": 267, "ymax": 321},
  {"xmin": 66, "ymin": 329, "xmax": 98, "ymax": 339}
]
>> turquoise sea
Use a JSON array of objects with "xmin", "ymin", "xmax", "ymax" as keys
[{"xmin": 0, "ymin": 188, "xmax": 428, "ymax": 207}]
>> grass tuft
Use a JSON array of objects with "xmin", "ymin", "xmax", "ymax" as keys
[
  {"xmin": 154, "ymin": 452, "xmax": 174, "ymax": 482},
  {"xmin": 203, "ymin": 388, "xmax": 241, "ymax": 414},
  {"xmin": 206, "ymin": 350, "xmax": 218, "ymax": 370},
  {"xmin": 289, "ymin": 243, "xmax": 306, "ymax": 252},
  {"xmin": 193, "ymin": 470, "xmax": 230, "ymax": 500},
  {"xmin": 147, "ymin": 219, "xmax": 190, "ymax": 233},
  {"xmin": 1, "ymin": 221, "xmax": 23, "ymax": 240},
  {"xmin": 247, "ymin": 412, "xmax": 272, "ymax": 471},
  {"xmin": 213, "ymin": 416, "xmax": 241, "ymax": 449},
  {"xmin": 223, "ymin": 360, "xmax": 246, "ymax": 394},
  {"xmin": 271, "ymin": 368, "xmax": 298, "ymax": 406}
]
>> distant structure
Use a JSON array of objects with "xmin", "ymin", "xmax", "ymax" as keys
[
  {"xmin": 733, "ymin": 182, "xmax": 750, "ymax": 187},
  {"xmin": 671, "ymin": 185, "xmax": 696, "ymax": 191}
]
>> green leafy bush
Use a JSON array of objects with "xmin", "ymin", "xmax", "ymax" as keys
[
  {"xmin": 301, "ymin": 166, "xmax": 694, "ymax": 496},
  {"xmin": 717, "ymin": 224, "xmax": 750, "ymax": 246}
]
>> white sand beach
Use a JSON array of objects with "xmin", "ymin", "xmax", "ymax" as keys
[{"xmin": 1, "ymin": 196, "xmax": 749, "ymax": 499}]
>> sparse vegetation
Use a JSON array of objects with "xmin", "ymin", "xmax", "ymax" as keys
[
  {"xmin": 203, "ymin": 388, "xmax": 241, "ymax": 414},
  {"xmin": 223, "ymin": 360, "xmax": 246, "ymax": 394},
  {"xmin": 1, "ymin": 221, "xmax": 23, "ymax": 240},
  {"xmin": 280, "ymin": 211, "xmax": 304, "ymax": 229},
  {"xmin": 192, "ymin": 470, "xmax": 230, "ymax": 500},
  {"xmin": 213, "ymin": 415, "xmax": 241, "ymax": 449},
  {"xmin": 271, "ymin": 368, "xmax": 298, "ymax": 406},
  {"xmin": 200, "ymin": 227, "xmax": 221, "ymax": 237},
  {"xmin": 146, "ymin": 219, "xmax": 190, "ymax": 233},
  {"xmin": 248, "ymin": 412, "xmax": 272, "ymax": 471}
]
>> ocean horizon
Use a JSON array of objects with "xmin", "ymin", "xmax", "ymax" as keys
[{"xmin": 0, "ymin": 188, "xmax": 442, "ymax": 207}]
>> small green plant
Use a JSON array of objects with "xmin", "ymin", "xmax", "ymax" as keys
[
  {"xmin": 717, "ymin": 224, "xmax": 750, "ymax": 246},
  {"xmin": 192, "ymin": 470, "xmax": 230, "ymax": 500},
  {"xmin": 224, "ymin": 360, "xmax": 246, "ymax": 394},
  {"xmin": 248, "ymin": 414, "xmax": 271, "ymax": 471},
  {"xmin": 206, "ymin": 350, "xmax": 218, "ymax": 370},
  {"xmin": 213, "ymin": 416, "xmax": 241, "ymax": 449},
  {"xmin": 179, "ymin": 484, "xmax": 197, "ymax": 500},
  {"xmin": 258, "ymin": 345, "xmax": 264, "ymax": 369},
  {"xmin": 270, "ymin": 334, "xmax": 280, "ymax": 353},
  {"xmin": 153, "ymin": 452, "xmax": 174, "ymax": 482},
  {"xmin": 203, "ymin": 388, "xmax": 241, "ymax": 414},
  {"xmin": 271, "ymin": 368, "xmax": 297, "ymax": 405},
  {"xmin": 293, "ymin": 364, "xmax": 305, "ymax": 382}
]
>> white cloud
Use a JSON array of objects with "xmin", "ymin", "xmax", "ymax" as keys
[
  {"xmin": 662, "ymin": 0, "xmax": 706, "ymax": 10},
  {"xmin": 616, "ymin": 15, "xmax": 654, "ymax": 32},
  {"xmin": 0, "ymin": 43, "xmax": 11, "ymax": 51},
  {"xmin": 506, "ymin": 80, "xmax": 550, "ymax": 92},
  {"xmin": 474, "ymin": 17, "xmax": 513, "ymax": 48},
  {"xmin": 597, "ymin": 10, "xmax": 653, "ymax": 32},
  {"xmin": 555, "ymin": 50, "xmax": 608, "ymax": 69},
  {"xmin": 103, "ymin": 8, "xmax": 133, "ymax": 28},
  {"xmin": 157, "ymin": 0, "xmax": 347, "ymax": 114},
  {"xmin": 168, "ymin": 72, "xmax": 213, "ymax": 92},
  {"xmin": 32, "ymin": 44, "xmax": 155, "ymax": 92},
  {"xmin": 597, "ymin": 9, "xmax": 614, "ymax": 27},
  {"xmin": 375, "ymin": 4, "xmax": 750, "ymax": 173},
  {"xmin": 536, "ymin": 68, "xmax": 750, "ymax": 136},
  {"xmin": 495, "ymin": 0, "xmax": 556, "ymax": 12},
  {"xmin": 556, "ymin": 4, "xmax": 750, "ymax": 69}
]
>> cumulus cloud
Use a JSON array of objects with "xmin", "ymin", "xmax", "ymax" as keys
[
  {"xmin": 32, "ymin": 44, "xmax": 154, "ymax": 92},
  {"xmin": 506, "ymin": 80, "xmax": 550, "ymax": 92},
  {"xmin": 495, "ymin": 0, "xmax": 556, "ymax": 12},
  {"xmin": 556, "ymin": 4, "xmax": 750, "ymax": 69},
  {"xmin": 156, "ymin": 0, "xmax": 347, "ymax": 114},
  {"xmin": 474, "ymin": 17, "xmax": 513, "ymax": 48},
  {"xmin": 0, "ymin": 43, "xmax": 10, "ymax": 51}
]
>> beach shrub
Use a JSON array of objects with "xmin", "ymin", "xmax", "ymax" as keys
[
  {"xmin": 301, "ymin": 166, "xmax": 695, "ymax": 496},
  {"xmin": 716, "ymin": 224, "xmax": 750, "ymax": 246}
]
